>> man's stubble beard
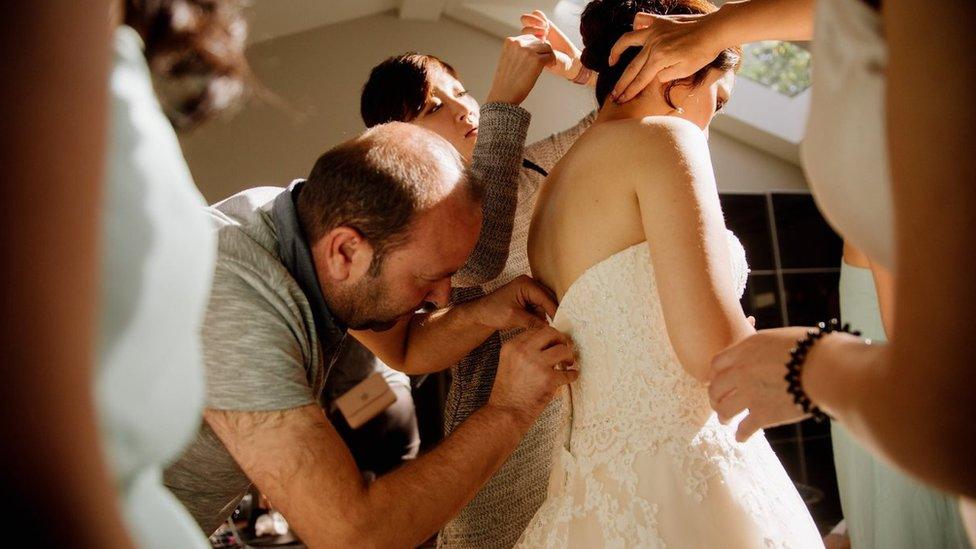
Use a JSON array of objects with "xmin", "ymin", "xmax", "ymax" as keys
[{"xmin": 339, "ymin": 271, "xmax": 409, "ymax": 332}]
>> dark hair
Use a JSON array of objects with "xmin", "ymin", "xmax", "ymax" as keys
[
  {"xmin": 580, "ymin": 0, "xmax": 742, "ymax": 107},
  {"xmin": 296, "ymin": 123, "xmax": 477, "ymax": 274},
  {"xmin": 360, "ymin": 53, "xmax": 459, "ymax": 127},
  {"xmin": 124, "ymin": 0, "xmax": 251, "ymax": 129}
]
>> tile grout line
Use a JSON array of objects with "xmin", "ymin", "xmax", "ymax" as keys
[{"xmin": 764, "ymin": 193, "xmax": 809, "ymax": 485}]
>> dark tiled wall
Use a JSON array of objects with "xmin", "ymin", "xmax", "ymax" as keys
[{"xmin": 721, "ymin": 191, "xmax": 843, "ymax": 534}]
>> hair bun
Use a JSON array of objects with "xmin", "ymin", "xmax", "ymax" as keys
[
  {"xmin": 579, "ymin": 44, "xmax": 611, "ymax": 73},
  {"xmin": 579, "ymin": 0, "xmax": 640, "ymax": 73}
]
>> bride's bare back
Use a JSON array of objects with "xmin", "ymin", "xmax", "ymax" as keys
[
  {"xmin": 527, "ymin": 118, "xmax": 648, "ymax": 301},
  {"xmin": 528, "ymin": 114, "xmax": 753, "ymax": 381}
]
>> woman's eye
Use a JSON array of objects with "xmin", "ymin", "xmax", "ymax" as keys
[
  {"xmin": 456, "ymin": 90, "xmax": 468, "ymax": 97},
  {"xmin": 428, "ymin": 103, "xmax": 442, "ymax": 114},
  {"xmin": 716, "ymin": 99, "xmax": 727, "ymax": 112}
]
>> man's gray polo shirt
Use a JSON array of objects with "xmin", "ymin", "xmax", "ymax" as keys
[{"xmin": 163, "ymin": 184, "xmax": 349, "ymax": 535}]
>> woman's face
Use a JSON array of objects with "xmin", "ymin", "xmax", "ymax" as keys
[
  {"xmin": 410, "ymin": 67, "xmax": 480, "ymax": 163},
  {"xmin": 667, "ymin": 68, "xmax": 735, "ymax": 136}
]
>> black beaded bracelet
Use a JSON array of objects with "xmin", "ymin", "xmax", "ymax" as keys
[{"xmin": 784, "ymin": 319, "xmax": 861, "ymax": 423}]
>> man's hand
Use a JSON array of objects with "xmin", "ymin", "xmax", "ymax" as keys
[
  {"xmin": 489, "ymin": 326, "xmax": 578, "ymax": 426},
  {"xmin": 486, "ymin": 35, "xmax": 555, "ymax": 105},
  {"xmin": 352, "ymin": 276, "xmax": 557, "ymax": 375},
  {"xmin": 473, "ymin": 274, "xmax": 558, "ymax": 331}
]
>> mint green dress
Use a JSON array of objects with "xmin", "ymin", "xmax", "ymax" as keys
[
  {"xmin": 835, "ymin": 262, "xmax": 970, "ymax": 548},
  {"xmin": 95, "ymin": 26, "xmax": 213, "ymax": 548}
]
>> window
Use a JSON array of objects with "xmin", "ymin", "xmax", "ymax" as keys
[
  {"xmin": 721, "ymin": 191, "xmax": 843, "ymax": 533},
  {"xmin": 739, "ymin": 41, "xmax": 813, "ymax": 98}
]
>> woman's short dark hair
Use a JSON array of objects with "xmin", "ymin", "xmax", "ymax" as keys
[
  {"xmin": 360, "ymin": 53, "xmax": 459, "ymax": 128},
  {"xmin": 580, "ymin": 0, "xmax": 742, "ymax": 107},
  {"xmin": 125, "ymin": 0, "xmax": 251, "ymax": 129}
]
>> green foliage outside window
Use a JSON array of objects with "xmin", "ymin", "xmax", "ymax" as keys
[{"xmin": 739, "ymin": 41, "xmax": 812, "ymax": 97}]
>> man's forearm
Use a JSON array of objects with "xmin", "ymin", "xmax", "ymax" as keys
[
  {"xmin": 211, "ymin": 404, "xmax": 532, "ymax": 548},
  {"xmin": 401, "ymin": 300, "xmax": 494, "ymax": 373},
  {"xmin": 352, "ymin": 294, "xmax": 502, "ymax": 375},
  {"xmin": 712, "ymin": 0, "xmax": 814, "ymax": 45},
  {"xmin": 363, "ymin": 404, "xmax": 530, "ymax": 547}
]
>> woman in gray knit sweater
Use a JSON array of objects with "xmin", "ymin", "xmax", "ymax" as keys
[{"xmin": 359, "ymin": 12, "xmax": 597, "ymax": 548}]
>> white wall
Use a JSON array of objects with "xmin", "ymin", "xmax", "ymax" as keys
[{"xmin": 180, "ymin": 11, "xmax": 808, "ymax": 204}]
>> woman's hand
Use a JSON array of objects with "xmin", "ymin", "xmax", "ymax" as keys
[
  {"xmin": 708, "ymin": 327, "xmax": 815, "ymax": 442},
  {"xmin": 520, "ymin": 10, "xmax": 582, "ymax": 80},
  {"xmin": 486, "ymin": 34, "xmax": 555, "ymax": 105},
  {"xmin": 609, "ymin": 0, "xmax": 816, "ymax": 102},
  {"xmin": 609, "ymin": 11, "xmax": 724, "ymax": 103}
]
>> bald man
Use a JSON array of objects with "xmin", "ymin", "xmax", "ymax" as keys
[{"xmin": 163, "ymin": 123, "xmax": 577, "ymax": 546}]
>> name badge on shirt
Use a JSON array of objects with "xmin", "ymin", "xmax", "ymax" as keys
[{"xmin": 334, "ymin": 372, "xmax": 397, "ymax": 429}]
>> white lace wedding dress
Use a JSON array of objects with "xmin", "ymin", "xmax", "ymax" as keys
[{"xmin": 516, "ymin": 236, "xmax": 823, "ymax": 548}]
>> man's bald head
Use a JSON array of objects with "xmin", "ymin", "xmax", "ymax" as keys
[{"xmin": 297, "ymin": 122, "xmax": 480, "ymax": 273}]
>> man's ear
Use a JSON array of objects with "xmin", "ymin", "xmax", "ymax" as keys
[{"xmin": 312, "ymin": 226, "xmax": 374, "ymax": 282}]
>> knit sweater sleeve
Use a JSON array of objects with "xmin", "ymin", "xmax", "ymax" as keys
[
  {"xmin": 453, "ymin": 102, "xmax": 531, "ymax": 287},
  {"xmin": 523, "ymin": 110, "xmax": 598, "ymax": 173}
]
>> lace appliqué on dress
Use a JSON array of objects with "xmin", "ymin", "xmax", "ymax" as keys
[{"xmin": 516, "ymin": 233, "xmax": 821, "ymax": 549}]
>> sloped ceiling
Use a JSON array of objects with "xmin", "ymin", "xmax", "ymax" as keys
[{"xmin": 244, "ymin": 0, "xmax": 806, "ymax": 164}]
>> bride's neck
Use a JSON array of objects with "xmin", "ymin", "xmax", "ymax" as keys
[{"xmin": 594, "ymin": 90, "xmax": 674, "ymax": 125}]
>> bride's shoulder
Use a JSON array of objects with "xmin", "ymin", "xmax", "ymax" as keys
[
  {"xmin": 577, "ymin": 116, "xmax": 707, "ymax": 161},
  {"xmin": 567, "ymin": 116, "xmax": 715, "ymax": 196}
]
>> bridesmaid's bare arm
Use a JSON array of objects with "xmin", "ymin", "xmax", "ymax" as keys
[
  {"xmin": 0, "ymin": 2, "xmax": 133, "ymax": 546},
  {"xmin": 816, "ymin": 0, "xmax": 976, "ymax": 496},
  {"xmin": 704, "ymin": 0, "xmax": 975, "ymax": 499}
]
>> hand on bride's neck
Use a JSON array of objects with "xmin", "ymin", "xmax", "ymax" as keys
[{"xmin": 595, "ymin": 87, "xmax": 679, "ymax": 126}]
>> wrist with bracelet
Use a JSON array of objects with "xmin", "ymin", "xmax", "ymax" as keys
[
  {"xmin": 784, "ymin": 319, "xmax": 865, "ymax": 422},
  {"xmin": 568, "ymin": 57, "xmax": 592, "ymax": 85}
]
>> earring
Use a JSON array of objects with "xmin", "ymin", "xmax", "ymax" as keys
[{"xmin": 675, "ymin": 106, "xmax": 685, "ymax": 115}]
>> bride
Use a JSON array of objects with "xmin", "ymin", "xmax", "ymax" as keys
[{"xmin": 517, "ymin": 0, "xmax": 822, "ymax": 546}]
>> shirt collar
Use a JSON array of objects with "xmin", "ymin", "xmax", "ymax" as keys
[{"xmin": 272, "ymin": 179, "xmax": 348, "ymax": 352}]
